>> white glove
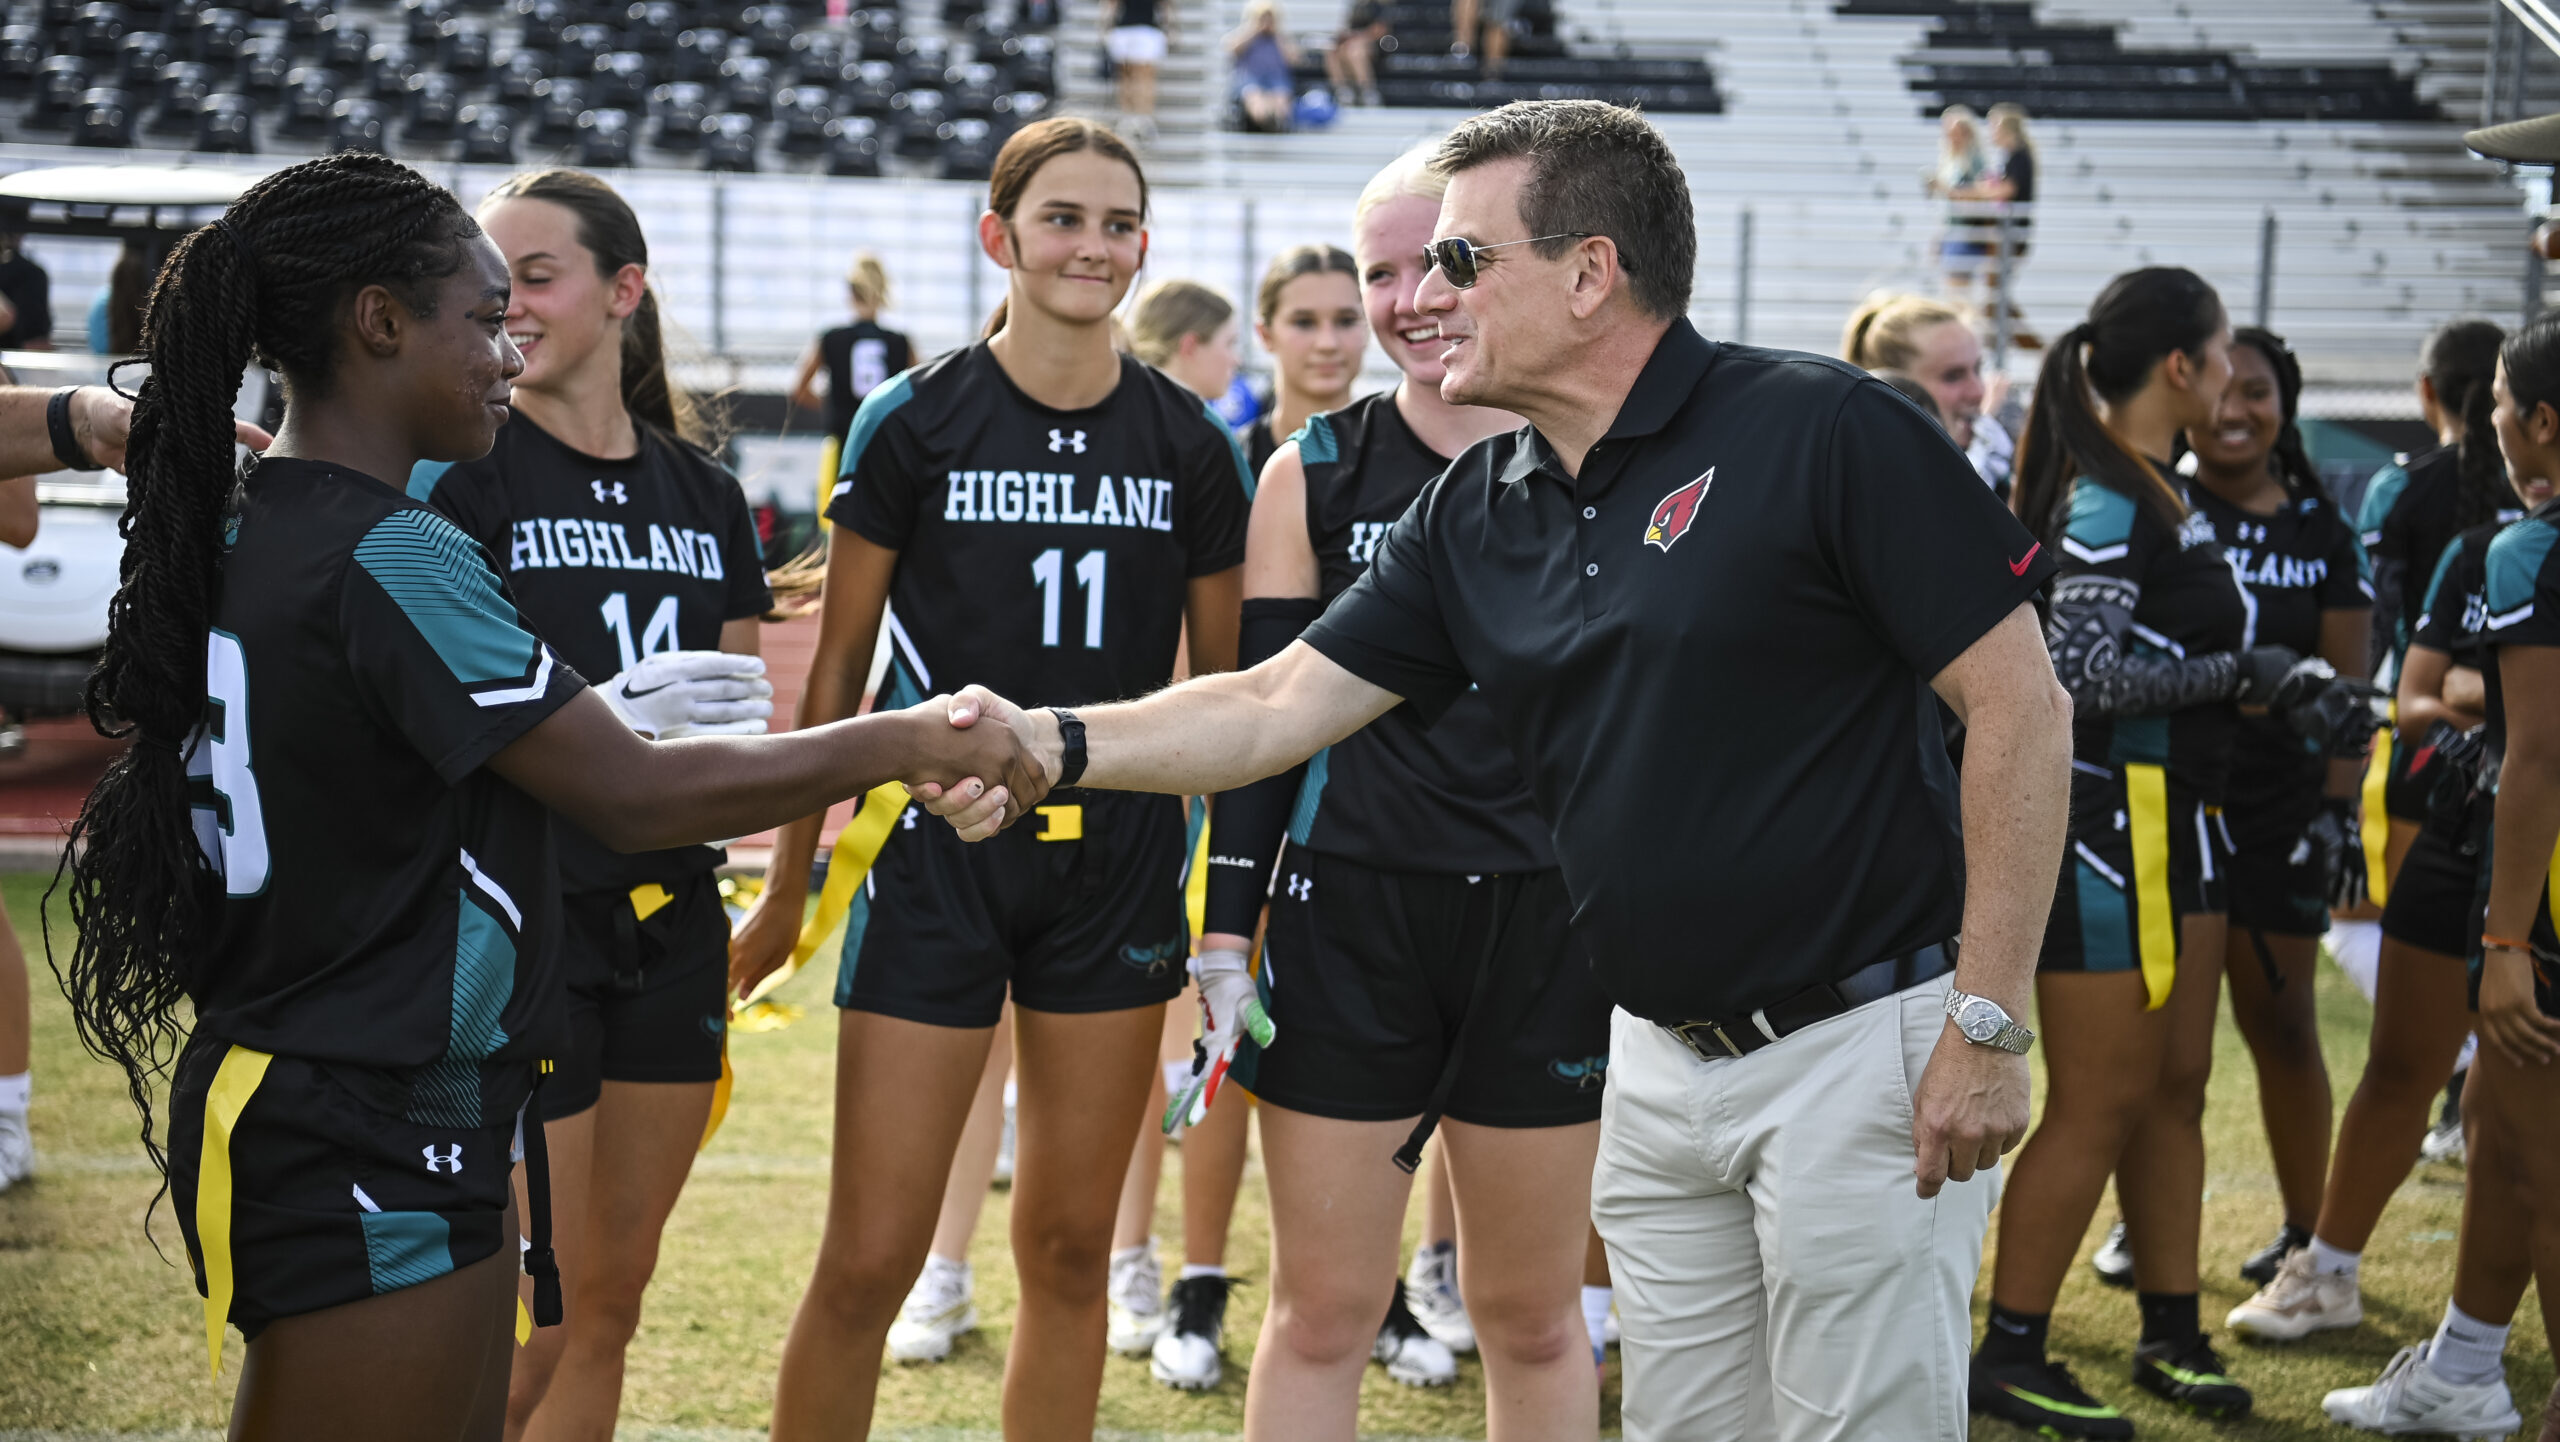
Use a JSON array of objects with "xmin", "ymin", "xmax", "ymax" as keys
[
  {"xmin": 597, "ymin": 651, "xmax": 773, "ymax": 739},
  {"xmin": 1163, "ymin": 947, "xmax": 1275, "ymax": 1134}
]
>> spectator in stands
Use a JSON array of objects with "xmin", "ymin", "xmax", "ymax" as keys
[
  {"xmin": 1449, "ymin": 0, "xmax": 1518, "ymax": 79},
  {"xmin": 1923, "ymin": 106, "xmax": 1990, "ymax": 307},
  {"xmin": 1967, "ymin": 103, "xmax": 2040, "ymax": 348},
  {"xmin": 1241, "ymin": 242, "xmax": 1362, "ymax": 475},
  {"xmin": 790, "ymin": 252, "xmax": 915, "ymax": 498},
  {"xmin": 85, "ymin": 239, "xmax": 148, "ymax": 357},
  {"xmin": 1326, "ymin": 0, "xmax": 1386, "ymax": 106},
  {"xmin": 1128, "ymin": 278, "xmax": 1242, "ymax": 411},
  {"xmin": 1842, "ymin": 291, "xmax": 2011, "ymax": 494},
  {"xmin": 1227, "ymin": 0, "xmax": 1300, "ymax": 133},
  {"xmin": 0, "ymin": 235, "xmax": 52, "ymax": 351},
  {"xmin": 1104, "ymin": 0, "xmax": 1170, "ymax": 135}
]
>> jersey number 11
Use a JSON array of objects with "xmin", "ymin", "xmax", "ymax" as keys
[{"xmin": 1032, "ymin": 548, "xmax": 1106, "ymax": 649}]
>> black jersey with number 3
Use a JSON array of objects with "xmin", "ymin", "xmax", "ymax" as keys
[
  {"xmin": 1291, "ymin": 392, "xmax": 1552, "ymax": 873},
  {"xmin": 825, "ymin": 344, "xmax": 1252, "ymax": 711},
  {"xmin": 188, "ymin": 457, "xmax": 587, "ymax": 1128},
  {"xmin": 416, "ymin": 413, "xmax": 772, "ymax": 892}
]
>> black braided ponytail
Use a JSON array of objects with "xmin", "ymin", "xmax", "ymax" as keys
[
  {"xmin": 2422, "ymin": 320, "xmax": 2509, "ymax": 533},
  {"xmin": 50, "ymin": 153, "xmax": 481, "ymax": 1181},
  {"xmin": 2232, "ymin": 326, "xmax": 2320, "ymax": 503}
]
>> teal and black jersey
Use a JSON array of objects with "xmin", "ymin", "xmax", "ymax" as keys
[
  {"xmin": 415, "ymin": 413, "xmax": 771, "ymax": 893},
  {"xmin": 187, "ymin": 456, "xmax": 586, "ymax": 1128},
  {"xmin": 2361, "ymin": 445, "xmax": 2517, "ymax": 677},
  {"xmin": 2480, "ymin": 498, "xmax": 2560, "ymax": 778},
  {"xmin": 824, "ymin": 343, "xmax": 1252, "ymax": 712},
  {"xmin": 2048, "ymin": 476, "xmax": 2250, "ymax": 801},
  {"xmin": 1288, "ymin": 392, "xmax": 1553, "ymax": 873},
  {"xmin": 2414, "ymin": 522, "xmax": 2505, "ymax": 673}
]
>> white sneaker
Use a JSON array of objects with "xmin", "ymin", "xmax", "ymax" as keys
[
  {"xmin": 1150, "ymin": 1274, "xmax": 1234, "ymax": 1390},
  {"xmin": 1107, "ymin": 1242, "xmax": 1165, "ymax": 1355},
  {"xmin": 2227, "ymin": 1246, "xmax": 2364, "ymax": 1341},
  {"xmin": 1374, "ymin": 1288, "xmax": 1457, "ymax": 1387},
  {"xmin": 885, "ymin": 1256, "xmax": 975, "ymax": 1363},
  {"xmin": 2323, "ymin": 1342, "xmax": 2521, "ymax": 1438},
  {"xmin": 0, "ymin": 1108, "xmax": 29, "ymax": 1193},
  {"xmin": 1404, "ymin": 1242, "xmax": 1476, "ymax": 1354},
  {"xmin": 2420, "ymin": 1114, "xmax": 2467, "ymax": 1167},
  {"xmin": 2091, "ymin": 1218, "xmax": 2134, "ymax": 1288}
]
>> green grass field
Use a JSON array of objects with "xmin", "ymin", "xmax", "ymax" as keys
[{"xmin": 0, "ymin": 868, "xmax": 2548, "ymax": 1440}]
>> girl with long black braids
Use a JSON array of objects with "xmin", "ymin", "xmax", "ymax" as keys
[
  {"xmin": 2183, "ymin": 327, "xmax": 2374, "ymax": 1289},
  {"xmin": 1974, "ymin": 268, "xmax": 2305, "ymax": 1438},
  {"xmin": 52, "ymin": 153, "xmax": 1029, "ymax": 1442},
  {"xmin": 411, "ymin": 168, "xmax": 776, "ymax": 1442}
]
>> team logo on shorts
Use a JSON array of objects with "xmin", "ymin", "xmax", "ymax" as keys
[
  {"xmin": 1547, "ymin": 1055, "xmax": 1608, "ymax": 1090},
  {"xmin": 423, "ymin": 1143, "xmax": 464, "ymax": 1173},
  {"xmin": 1119, "ymin": 937, "xmax": 1184, "ymax": 977},
  {"xmin": 700, "ymin": 1013, "xmax": 726, "ymax": 1040},
  {"xmin": 1643, "ymin": 468, "xmax": 1712, "ymax": 552}
]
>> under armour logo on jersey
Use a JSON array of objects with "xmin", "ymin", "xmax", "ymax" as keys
[
  {"xmin": 1285, "ymin": 873, "xmax": 1311, "ymax": 901},
  {"xmin": 1048, "ymin": 429, "xmax": 1088, "ymax": 454},
  {"xmin": 592, "ymin": 480, "xmax": 627, "ymax": 505},
  {"xmin": 422, "ymin": 1144, "xmax": 463, "ymax": 1173}
]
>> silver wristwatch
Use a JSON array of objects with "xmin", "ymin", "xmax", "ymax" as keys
[{"xmin": 1944, "ymin": 989, "xmax": 2035, "ymax": 1054}]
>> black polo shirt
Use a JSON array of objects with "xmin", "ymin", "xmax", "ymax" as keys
[{"xmin": 1298, "ymin": 320, "xmax": 2057, "ymax": 1025}]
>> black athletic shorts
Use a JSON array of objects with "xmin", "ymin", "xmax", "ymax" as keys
[
  {"xmin": 167, "ymin": 1033, "xmax": 516, "ymax": 1340},
  {"xmin": 544, "ymin": 871, "xmax": 731, "ymax": 1121},
  {"xmin": 2042, "ymin": 766, "xmax": 2229, "ymax": 978},
  {"xmin": 2381, "ymin": 813, "xmax": 2480, "ymax": 959},
  {"xmin": 2224, "ymin": 782, "xmax": 2329, "ymax": 938},
  {"xmin": 1230, "ymin": 845, "xmax": 1611, "ymax": 1128},
  {"xmin": 835, "ymin": 789, "xmax": 1191, "ymax": 1027},
  {"xmin": 2383, "ymin": 721, "xmax": 2452, "ymax": 825}
]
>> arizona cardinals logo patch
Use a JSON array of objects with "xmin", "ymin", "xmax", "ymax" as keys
[{"xmin": 1644, "ymin": 468, "xmax": 1713, "ymax": 552}]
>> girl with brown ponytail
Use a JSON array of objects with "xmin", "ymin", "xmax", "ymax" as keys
[
  {"xmin": 52, "ymin": 152, "xmax": 1031, "ymax": 1441},
  {"xmin": 406, "ymin": 167, "xmax": 776, "ymax": 1442}
]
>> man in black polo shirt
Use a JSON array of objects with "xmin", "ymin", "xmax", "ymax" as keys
[{"xmin": 919, "ymin": 100, "xmax": 2072, "ymax": 1438}]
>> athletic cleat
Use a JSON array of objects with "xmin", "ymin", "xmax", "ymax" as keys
[
  {"xmin": 2132, "ymin": 1334, "xmax": 2252, "ymax": 1418},
  {"xmin": 1404, "ymin": 1241, "xmax": 1476, "ymax": 1354},
  {"xmin": 2091, "ymin": 1219, "xmax": 2134, "ymax": 1289},
  {"xmin": 1969, "ymin": 1353, "xmax": 2134, "ymax": 1439},
  {"xmin": 2226, "ymin": 1247, "xmax": 2363, "ymax": 1340},
  {"xmin": 885, "ymin": 1256, "xmax": 975, "ymax": 1363},
  {"xmin": 1107, "ymin": 1242, "xmax": 1166, "ymax": 1355},
  {"xmin": 2239, "ymin": 1221, "xmax": 2311, "ymax": 1285},
  {"xmin": 2420, "ymin": 1112, "xmax": 2466, "ymax": 1167},
  {"xmin": 0, "ymin": 1107, "xmax": 29, "ymax": 1193},
  {"xmin": 1150, "ymin": 1274, "xmax": 1236, "ymax": 1390},
  {"xmin": 2322, "ymin": 1342, "xmax": 2520, "ymax": 1438},
  {"xmin": 1374, "ymin": 1286, "xmax": 1457, "ymax": 1387}
]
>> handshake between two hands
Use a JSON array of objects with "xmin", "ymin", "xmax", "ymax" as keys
[{"xmin": 894, "ymin": 684, "xmax": 1062, "ymax": 840}]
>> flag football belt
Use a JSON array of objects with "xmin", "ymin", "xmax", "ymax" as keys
[{"xmin": 1661, "ymin": 941, "xmax": 1955, "ymax": 1062}]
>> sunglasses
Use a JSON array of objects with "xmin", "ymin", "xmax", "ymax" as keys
[{"xmin": 1421, "ymin": 232, "xmax": 1596, "ymax": 289}]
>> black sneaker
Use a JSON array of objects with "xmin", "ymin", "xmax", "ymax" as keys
[
  {"xmin": 1971, "ymin": 1353, "xmax": 2135, "ymax": 1439},
  {"xmin": 1149, "ymin": 1275, "xmax": 1236, "ymax": 1390},
  {"xmin": 2132, "ymin": 1334, "xmax": 2252, "ymax": 1418},
  {"xmin": 2238, "ymin": 1222, "xmax": 2310, "ymax": 1285}
]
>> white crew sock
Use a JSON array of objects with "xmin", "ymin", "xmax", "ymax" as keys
[
  {"xmin": 925, "ymin": 1251, "xmax": 969, "ymax": 1275},
  {"xmin": 1110, "ymin": 1240, "xmax": 1152, "ymax": 1265},
  {"xmin": 1178, "ymin": 1264, "xmax": 1227, "ymax": 1281},
  {"xmin": 2327, "ymin": 919, "xmax": 2382, "ymax": 1002},
  {"xmin": 0, "ymin": 1071, "xmax": 27, "ymax": 1113},
  {"xmin": 2306, "ymin": 1235, "xmax": 2360, "ymax": 1280},
  {"xmin": 1581, "ymin": 1285, "xmax": 1613, "ymax": 1361},
  {"xmin": 2429, "ymin": 1300, "xmax": 2511, "ymax": 1388}
]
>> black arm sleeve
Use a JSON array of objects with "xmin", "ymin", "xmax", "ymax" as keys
[
  {"xmin": 1200, "ymin": 596, "xmax": 1324, "ymax": 939},
  {"xmin": 2045, "ymin": 573, "xmax": 2242, "ymax": 718}
]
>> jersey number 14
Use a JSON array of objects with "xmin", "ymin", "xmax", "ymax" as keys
[
  {"xmin": 600, "ymin": 591, "xmax": 681, "ymax": 671},
  {"xmin": 1032, "ymin": 548, "xmax": 1105, "ymax": 649}
]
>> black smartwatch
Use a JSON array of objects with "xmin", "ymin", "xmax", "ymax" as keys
[
  {"xmin": 1048, "ymin": 706, "xmax": 1087, "ymax": 789},
  {"xmin": 47, "ymin": 387, "xmax": 103, "ymax": 472}
]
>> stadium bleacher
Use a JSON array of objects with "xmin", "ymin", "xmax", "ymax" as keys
[
  {"xmin": 0, "ymin": 0, "xmax": 1061, "ymax": 177},
  {"xmin": 1281, "ymin": 1, "xmax": 1721, "ymax": 116}
]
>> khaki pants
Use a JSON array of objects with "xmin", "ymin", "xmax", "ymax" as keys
[{"xmin": 1592, "ymin": 981, "xmax": 1995, "ymax": 1441}]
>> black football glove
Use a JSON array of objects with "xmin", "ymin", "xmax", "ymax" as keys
[
  {"xmin": 2273, "ymin": 661, "xmax": 2389, "ymax": 759},
  {"xmin": 2300, "ymin": 794, "xmax": 2364, "ymax": 913},
  {"xmin": 2233, "ymin": 645, "xmax": 2305, "ymax": 707},
  {"xmin": 2421, "ymin": 720, "xmax": 2492, "ymax": 825}
]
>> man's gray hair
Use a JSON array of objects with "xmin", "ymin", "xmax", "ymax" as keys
[{"xmin": 1432, "ymin": 100, "xmax": 1696, "ymax": 321}]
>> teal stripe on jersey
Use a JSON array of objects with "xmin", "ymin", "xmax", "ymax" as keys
[
  {"xmin": 1286, "ymin": 746, "xmax": 1331, "ymax": 845},
  {"xmin": 2485, "ymin": 516, "xmax": 2560, "ymax": 618},
  {"xmin": 2419, "ymin": 535, "xmax": 2466, "ymax": 617},
  {"xmin": 360, "ymin": 1210, "xmax": 455, "ymax": 1294},
  {"xmin": 2074, "ymin": 856, "xmax": 2135, "ymax": 973},
  {"xmin": 838, "ymin": 369, "xmax": 917, "ymax": 479},
  {"xmin": 405, "ymin": 459, "xmax": 454, "ymax": 502},
  {"xmin": 879, "ymin": 654, "xmax": 925, "ymax": 712},
  {"xmin": 1212, "ymin": 400, "xmax": 1257, "ymax": 499},
  {"xmin": 353, "ymin": 510, "xmax": 540, "ymax": 685},
  {"xmin": 2107, "ymin": 714, "xmax": 2171, "ymax": 769},
  {"xmin": 1181, "ymin": 796, "xmax": 1207, "ymax": 884},
  {"xmin": 2358, "ymin": 462, "xmax": 2410, "ymax": 542},
  {"xmin": 832, "ymin": 886, "xmax": 876, "ymax": 1008},
  {"xmin": 1293, "ymin": 411, "xmax": 1340, "ymax": 467},
  {"xmin": 408, "ymin": 893, "xmax": 517, "ymax": 1127},
  {"xmin": 2065, "ymin": 480, "xmax": 2137, "ymax": 549}
]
